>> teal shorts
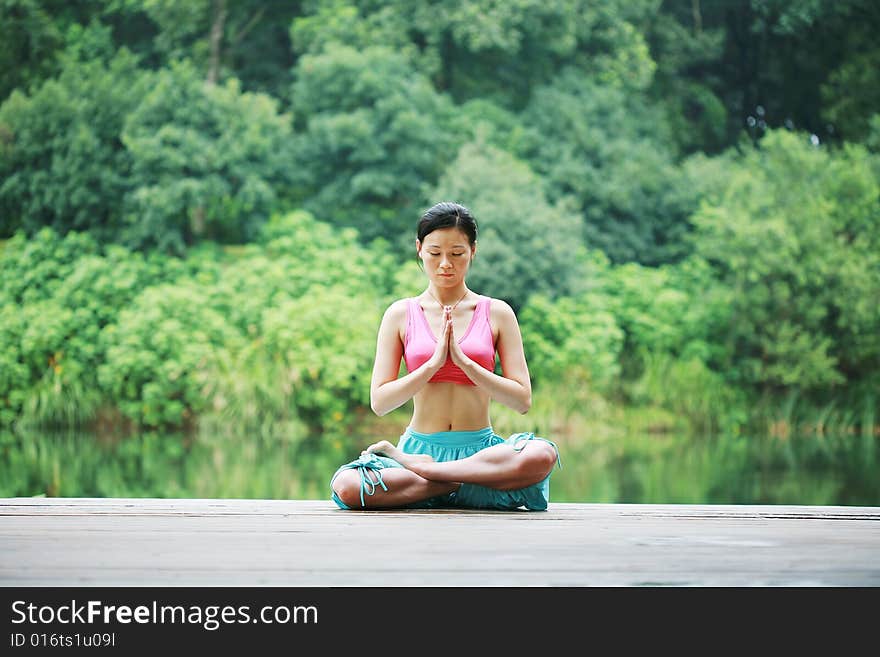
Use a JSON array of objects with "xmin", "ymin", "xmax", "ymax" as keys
[{"xmin": 329, "ymin": 426, "xmax": 561, "ymax": 511}]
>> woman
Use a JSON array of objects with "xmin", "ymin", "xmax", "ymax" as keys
[{"xmin": 330, "ymin": 201, "xmax": 561, "ymax": 510}]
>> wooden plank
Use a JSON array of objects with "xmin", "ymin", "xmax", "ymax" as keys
[{"xmin": 1, "ymin": 498, "xmax": 878, "ymax": 586}]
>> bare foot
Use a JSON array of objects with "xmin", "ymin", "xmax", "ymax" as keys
[{"xmin": 363, "ymin": 440, "xmax": 434, "ymax": 469}]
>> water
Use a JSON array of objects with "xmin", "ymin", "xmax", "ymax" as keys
[
  {"xmin": 1, "ymin": 429, "xmax": 878, "ymax": 505},
  {"xmin": 552, "ymin": 431, "xmax": 879, "ymax": 505}
]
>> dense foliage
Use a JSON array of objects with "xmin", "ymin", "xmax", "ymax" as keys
[{"xmin": 1, "ymin": 0, "xmax": 878, "ymax": 438}]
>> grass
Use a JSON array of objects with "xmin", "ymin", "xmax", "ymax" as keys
[
  {"xmin": 751, "ymin": 389, "xmax": 878, "ymax": 440},
  {"xmin": 18, "ymin": 377, "xmax": 103, "ymax": 431}
]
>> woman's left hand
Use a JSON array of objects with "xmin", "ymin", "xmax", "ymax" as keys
[{"xmin": 447, "ymin": 319, "xmax": 472, "ymax": 370}]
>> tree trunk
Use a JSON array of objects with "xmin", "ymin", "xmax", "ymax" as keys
[
  {"xmin": 692, "ymin": 0, "xmax": 703, "ymax": 36},
  {"xmin": 207, "ymin": 0, "xmax": 227, "ymax": 85}
]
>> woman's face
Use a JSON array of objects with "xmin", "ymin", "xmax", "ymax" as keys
[{"xmin": 416, "ymin": 227, "xmax": 476, "ymax": 287}]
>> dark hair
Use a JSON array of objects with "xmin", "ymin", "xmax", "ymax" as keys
[{"xmin": 417, "ymin": 201, "xmax": 478, "ymax": 246}]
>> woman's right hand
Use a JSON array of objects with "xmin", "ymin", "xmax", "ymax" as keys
[{"xmin": 426, "ymin": 308, "xmax": 452, "ymax": 371}]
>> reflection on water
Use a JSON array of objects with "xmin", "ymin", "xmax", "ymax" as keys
[
  {"xmin": 1, "ymin": 429, "xmax": 878, "ymax": 505},
  {"xmin": 554, "ymin": 430, "xmax": 879, "ymax": 506}
]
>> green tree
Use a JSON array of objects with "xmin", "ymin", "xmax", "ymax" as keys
[
  {"xmin": 198, "ymin": 211, "xmax": 396, "ymax": 434},
  {"xmin": 640, "ymin": 1, "xmax": 728, "ymax": 155},
  {"xmin": 430, "ymin": 139, "xmax": 588, "ymax": 312},
  {"xmin": 520, "ymin": 288, "xmax": 624, "ymax": 393},
  {"xmin": 109, "ymin": 0, "xmax": 295, "ymax": 97},
  {"xmin": 290, "ymin": 43, "xmax": 463, "ymax": 245},
  {"xmin": 0, "ymin": 1, "xmax": 122, "ymax": 101},
  {"xmin": 604, "ymin": 254, "xmax": 743, "ymax": 431},
  {"xmin": 302, "ymin": 0, "xmax": 658, "ymax": 109},
  {"xmin": 121, "ymin": 60, "xmax": 296, "ymax": 252},
  {"xmin": 821, "ymin": 27, "xmax": 880, "ymax": 143},
  {"xmin": 660, "ymin": 0, "xmax": 880, "ymax": 147},
  {"xmin": 0, "ymin": 0, "xmax": 63, "ymax": 101},
  {"xmin": 258, "ymin": 285, "xmax": 379, "ymax": 434},
  {"xmin": 192, "ymin": 210, "xmax": 398, "ymax": 338},
  {"xmin": 0, "ymin": 49, "xmax": 149, "ymax": 240},
  {"xmin": 518, "ymin": 68, "xmax": 700, "ymax": 265},
  {"xmin": 435, "ymin": 0, "xmax": 657, "ymax": 101},
  {"xmin": 606, "ymin": 258, "xmax": 731, "ymax": 368},
  {"xmin": 689, "ymin": 129, "xmax": 880, "ymax": 396},
  {"xmin": 1, "ymin": 51, "xmax": 296, "ymax": 252}
]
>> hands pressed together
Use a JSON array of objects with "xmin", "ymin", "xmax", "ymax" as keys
[{"xmin": 428, "ymin": 306, "xmax": 470, "ymax": 372}]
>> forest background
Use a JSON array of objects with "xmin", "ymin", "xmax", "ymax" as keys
[{"xmin": 1, "ymin": 0, "xmax": 878, "ymax": 502}]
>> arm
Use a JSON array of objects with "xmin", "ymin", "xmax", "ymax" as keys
[
  {"xmin": 369, "ymin": 300, "xmax": 448, "ymax": 416},
  {"xmin": 449, "ymin": 299, "xmax": 532, "ymax": 414}
]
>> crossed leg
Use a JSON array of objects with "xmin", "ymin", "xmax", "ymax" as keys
[
  {"xmin": 331, "ymin": 467, "xmax": 459, "ymax": 509},
  {"xmin": 364, "ymin": 439, "xmax": 559, "ymax": 490},
  {"xmin": 331, "ymin": 437, "xmax": 559, "ymax": 510}
]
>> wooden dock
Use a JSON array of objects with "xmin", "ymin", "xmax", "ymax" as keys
[{"xmin": 2, "ymin": 498, "xmax": 879, "ymax": 586}]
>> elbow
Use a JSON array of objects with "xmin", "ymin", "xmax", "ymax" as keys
[
  {"xmin": 370, "ymin": 396, "xmax": 389, "ymax": 417},
  {"xmin": 519, "ymin": 393, "xmax": 532, "ymax": 415}
]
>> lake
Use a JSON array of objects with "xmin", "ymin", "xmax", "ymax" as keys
[{"xmin": 2, "ymin": 427, "xmax": 877, "ymax": 506}]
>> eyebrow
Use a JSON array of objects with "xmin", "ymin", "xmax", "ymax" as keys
[{"xmin": 425, "ymin": 244, "xmax": 468, "ymax": 249}]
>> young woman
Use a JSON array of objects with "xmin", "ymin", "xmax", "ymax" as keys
[{"xmin": 330, "ymin": 202, "xmax": 561, "ymax": 510}]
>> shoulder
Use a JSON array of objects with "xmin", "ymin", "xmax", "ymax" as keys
[
  {"xmin": 386, "ymin": 297, "xmax": 412, "ymax": 312},
  {"xmin": 382, "ymin": 298, "xmax": 411, "ymax": 323},
  {"xmin": 487, "ymin": 296, "xmax": 517, "ymax": 320},
  {"xmin": 377, "ymin": 299, "xmax": 411, "ymax": 344},
  {"xmin": 486, "ymin": 296, "xmax": 520, "ymax": 329},
  {"xmin": 385, "ymin": 298, "xmax": 411, "ymax": 317}
]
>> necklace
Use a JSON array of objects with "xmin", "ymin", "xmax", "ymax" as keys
[{"xmin": 426, "ymin": 289, "xmax": 468, "ymax": 315}]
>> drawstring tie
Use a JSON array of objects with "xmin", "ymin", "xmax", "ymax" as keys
[
  {"xmin": 330, "ymin": 453, "xmax": 393, "ymax": 508},
  {"xmin": 354, "ymin": 454, "xmax": 389, "ymax": 507}
]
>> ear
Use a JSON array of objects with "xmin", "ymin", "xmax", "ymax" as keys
[
  {"xmin": 471, "ymin": 241, "xmax": 477, "ymax": 260},
  {"xmin": 415, "ymin": 238, "xmax": 422, "ymax": 257}
]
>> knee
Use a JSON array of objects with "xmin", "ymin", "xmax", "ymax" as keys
[
  {"xmin": 520, "ymin": 441, "xmax": 558, "ymax": 478},
  {"xmin": 331, "ymin": 470, "xmax": 365, "ymax": 509}
]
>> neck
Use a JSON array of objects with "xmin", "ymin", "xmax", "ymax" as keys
[{"xmin": 426, "ymin": 284, "xmax": 469, "ymax": 307}]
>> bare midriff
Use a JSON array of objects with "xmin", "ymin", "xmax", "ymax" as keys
[{"xmin": 410, "ymin": 381, "xmax": 491, "ymax": 433}]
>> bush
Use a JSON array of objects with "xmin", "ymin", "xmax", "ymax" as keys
[
  {"xmin": 689, "ymin": 130, "xmax": 880, "ymax": 395},
  {"xmin": 520, "ymin": 292, "xmax": 623, "ymax": 394},
  {"xmin": 258, "ymin": 285, "xmax": 380, "ymax": 432},
  {"xmin": 98, "ymin": 281, "xmax": 243, "ymax": 427},
  {"xmin": 0, "ymin": 229, "xmax": 183, "ymax": 428}
]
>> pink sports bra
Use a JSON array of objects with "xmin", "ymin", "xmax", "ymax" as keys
[{"xmin": 403, "ymin": 295, "xmax": 496, "ymax": 385}]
